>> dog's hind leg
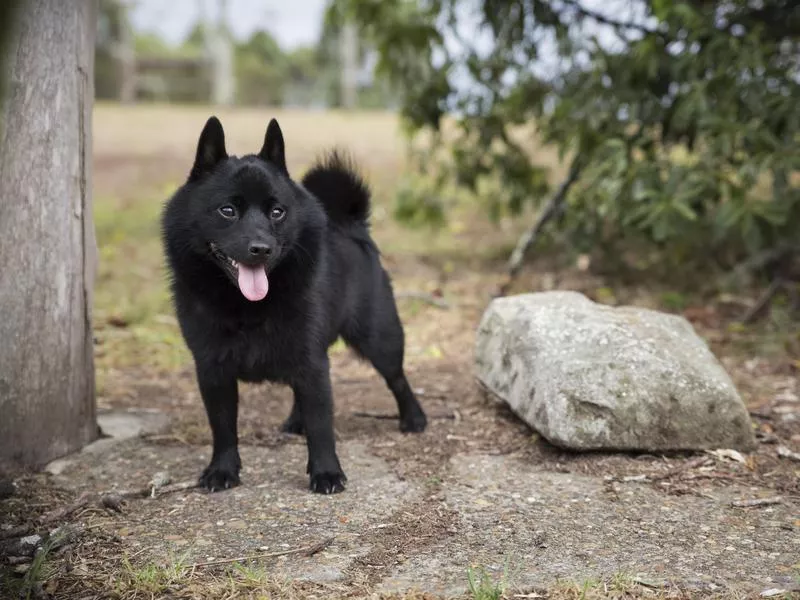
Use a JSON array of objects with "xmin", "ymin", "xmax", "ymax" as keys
[
  {"xmin": 280, "ymin": 398, "xmax": 305, "ymax": 435},
  {"xmin": 343, "ymin": 307, "xmax": 427, "ymax": 433}
]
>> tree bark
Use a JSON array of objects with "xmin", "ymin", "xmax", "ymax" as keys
[{"xmin": 0, "ymin": 0, "xmax": 98, "ymax": 470}]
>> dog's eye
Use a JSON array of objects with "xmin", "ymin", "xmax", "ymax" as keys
[
  {"xmin": 270, "ymin": 207, "xmax": 286, "ymax": 221},
  {"xmin": 218, "ymin": 205, "xmax": 237, "ymax": 219}
]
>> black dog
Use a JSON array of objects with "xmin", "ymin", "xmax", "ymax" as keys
[{"xmin": 162, "ymin": 116, "xmax": 427, "ymax": 494}]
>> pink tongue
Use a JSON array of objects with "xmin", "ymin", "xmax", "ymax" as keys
[{"xmin": 237, "ymin": 264, "xmax": 269, "ymax": 301}]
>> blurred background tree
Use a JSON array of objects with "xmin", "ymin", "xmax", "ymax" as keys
[
  {"xmin": 334, "ymin": 0, "xmax": 800, "ymax": 290},
  {"xmin": 94, "ymin": 0, "xmax": 393, "ymax": 108}
]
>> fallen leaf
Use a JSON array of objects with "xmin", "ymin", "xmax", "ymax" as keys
[
  {"xmin": 774, "ymin": 390, "xmax": 799, "ymax": 403},
  {"xmin": 777, "ymin": 446, "xmax": 800, "ymax": 462},
  {"xmin": 107, "ymin": 315, "xmax": 129, "ymax": 328}
]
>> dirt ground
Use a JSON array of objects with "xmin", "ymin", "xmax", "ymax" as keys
[{"xmin": 1, "ymin": 105, "xmax": 799, "ymax": 600}]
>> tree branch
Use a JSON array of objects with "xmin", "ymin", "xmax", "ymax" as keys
[
  {"xmin": 500, "ymin": 156, "xmax": 585, "ymax": 295},
  {"xmin": 557, "ymin": 0, "xmax": 659, "ymax": 36}
]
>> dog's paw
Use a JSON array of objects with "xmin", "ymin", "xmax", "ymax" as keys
[
  {"xmin": 309, "ymin": 469, "xmax": 347, "ymax": 494},
  {"xmin": 199, "ymin": 452, "xmax": 241, "ymax": 492},
  {"xmin": 400, "ymin": 411, "xmax": 427, "ymax": 433},
  {"xmin": 280, "ymin": 416, "xmax": 306, "ymax": 436}
]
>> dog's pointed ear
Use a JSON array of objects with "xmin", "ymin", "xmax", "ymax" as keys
[
  {"xmin": 190, "ymin": 116, "xmax": 227, "ymax": 181},
  {"xmin": 258, "ymin": 118, "xmax": 288, "ymax": 175}
]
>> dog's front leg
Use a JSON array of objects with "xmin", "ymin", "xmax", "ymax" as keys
[
  {"xmin": 292, "ymin": 357, "xmax": 346, "ymax": 494},
  {"xmin": 196, "ymin": 366, "xmax": 241, "ymax": 491}
]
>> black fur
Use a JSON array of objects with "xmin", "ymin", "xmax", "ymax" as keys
[
  {"xmin": 302, "ymin": 150, "xmax": 371, "ymax": 225},
  {"xmin": 161, "ymin": 116, "xmax": 427, "ymax": 494}
]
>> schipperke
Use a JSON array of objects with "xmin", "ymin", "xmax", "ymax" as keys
[{"xmin": 162, "ymin": 116, "xmax": 427, "ymax": 494}]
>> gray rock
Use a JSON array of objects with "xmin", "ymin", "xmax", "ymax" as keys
[
  {"xmin": 475, "ymin": 291, "xmax": 755, "ymax": 451},
  {"xmin": 97, "ymin": 408, "xmax": 170, "ymax": 440}
]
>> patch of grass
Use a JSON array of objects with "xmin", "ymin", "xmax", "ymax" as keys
[
  {"xmin": 228, "ymin": 561, "xmax": 271, "ymax": 585},
  {"xmin": 93, "ymin": 189, "xmax": 192, "ymax": 378},
  {"xmin": 467, "ymin": 558, "xmax": 518, "ymax": 600},
  {"xmin": 2, "ymin": 531, "xmax": 65, "ymax": 600},
  {"xmin": 329, "ymin": 337, "xmax": 347, "ymax": 355},
  {"xmin": 66, "ymin": 559, "xmax": 326, "ymax": 600},
  {"xmin": 117, "ymin": 551, "xmax": 190, "ymax": 595},
  {"xmin": 660, "ymin": 291, "xmax": 688, "ymax": 312},
  {"xmin": 544, "ymin": 573, "xmax": 747, "ymax": 600},
  {"xmin": 467, "ymin": 565, "xmax": 505, "ymax": 600}
]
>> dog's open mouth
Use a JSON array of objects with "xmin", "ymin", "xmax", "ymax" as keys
[{"xmin": 209, "ymin": 243, "xmax": 269, "ymax": 302}]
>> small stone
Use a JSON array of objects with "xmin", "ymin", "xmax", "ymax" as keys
[
  {"xmin": 20, "ymin": 535, "xmax": 42, "ymax": 547},
  {"xmin": 97, "ymin": 409, "xmax": 170, "ymax": 440}
]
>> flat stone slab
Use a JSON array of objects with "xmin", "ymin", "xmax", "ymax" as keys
[
  {"xmin": 44, "ymin": 408, "xmax": 170, "ymax": 475},
  {"xmin": 45, "ymin": 437, "xmax": 799, "ymax": 596},
  {"xmin": 379, "ymin": 453, "xmax": 799, "ymax": 595}
]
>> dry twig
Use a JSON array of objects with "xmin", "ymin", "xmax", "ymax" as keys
[
  {"xmin": 189, "ymin": 537, "xmax": 334, "ymax": 568},
  {"xmin": 0, "ymin": 479, "xmax": 199, "ymax": 541},
  {"xmin": 741, "ymin": 278, "xmax": 784, "ymax": 323},
  {"xmin": 777, "ymin": 446, "xmax": 800, "ymax": 462},
  {"xmin": 500, "ymin": 156, "xmax": 584, "ymax": 295},
  {"xmin": 115, "ymin": 479, "xmax": 199, "ymax": 500},
  {"xmin": 353, "ymin": 411, "xmax": 456, "ymax": 421},
  {"xmin": 731, "ymin": 496, "xmax": 783, "ymax": 508},
  {"xmin": 396, "ymin": 291, "xmax": 449, "ymax": 309},
  {"xmin": 648, "ymin": 456, "xmax": 712, "ymax": 482}
]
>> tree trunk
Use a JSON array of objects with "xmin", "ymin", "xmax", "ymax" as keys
[
  {"xmin": 0, "ymin": 0, "xmax": 98, "ymax": 471},
  {"xmin": 118, "ymin": 2, "xmax": 136, "ymax": 104},
  {"xmin": 340, "ymin": 21, "xmax": 359, "ymax": 109}
]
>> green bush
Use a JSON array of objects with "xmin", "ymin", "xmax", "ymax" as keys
[{"xmin": 337, "ymin": 0, "xmax": 800, "ymax": 271}]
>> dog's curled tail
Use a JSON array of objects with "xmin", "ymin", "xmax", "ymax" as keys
[{"xmin": 301, "ymin": 150, "xmax": 370, "ymax": 225}]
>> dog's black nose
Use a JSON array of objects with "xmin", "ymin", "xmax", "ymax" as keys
[{"xmin": 248, "ymin": 242, "xmax": 272, "ymax": 256}]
